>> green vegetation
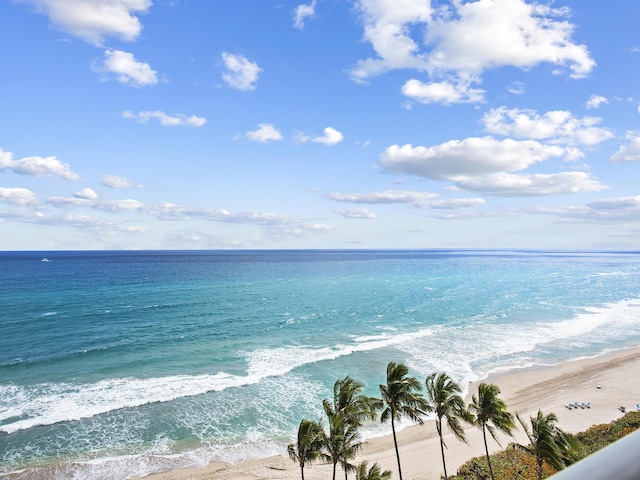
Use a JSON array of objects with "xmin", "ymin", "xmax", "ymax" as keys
[
  {"xmin": 511, "ymin": 410, "xmax": 578, "ymax": 480},
  {"xmin": 287, "ymin": 361, "xmax": 640, "ymax": 480},
  {"xmin": 468, "ymin": 383, "xmax": 516, "ymax": 480},
  {"xmin": 455, "ymin": 411, "xmax": 640, "ymax": 480}
]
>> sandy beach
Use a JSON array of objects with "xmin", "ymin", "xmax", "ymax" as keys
[{"xmin": 143, "ymin": 347, "xmax": 640, "ymax": 480}]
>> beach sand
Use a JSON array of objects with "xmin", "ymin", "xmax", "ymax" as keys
[{"xmin": 143, "ymin": 347, "xmax": 640, "ymax": 480}]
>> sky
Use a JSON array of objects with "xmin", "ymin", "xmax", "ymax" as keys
[{"xmin": 1, "ymin": 0, "xmax": 639, "ymax": 250}]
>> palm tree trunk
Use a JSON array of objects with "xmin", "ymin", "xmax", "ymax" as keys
[
  {"xmin": 332, "ymin": 461, "xmax": 337, "ymax": 480},
  {"xmin": 301, "ymin": 465, "xmax": 305, "ymax": 480},
  {"xmin": 437, "ymin": 419, "xmax": 448, "ymax": 480},
  {"xmin": 538, "ymin": 457, "xmax": 543, "ymax": 480},
  {"xmin": 482, "ymin": 424, "xmax": 495, "ymax": 480},
  {"xmin": 391, "ymin": 417, "xmax": 403, "ymax": 480}
]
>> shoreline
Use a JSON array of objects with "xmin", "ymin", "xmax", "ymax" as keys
[{"xmin": 141, "ymin": 346, "xmax": 640, "ymax": 480}]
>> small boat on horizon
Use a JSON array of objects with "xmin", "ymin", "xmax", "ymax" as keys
[{"xmin": 41, "ymin": 257, "xmax": 51, "ymax": 262}]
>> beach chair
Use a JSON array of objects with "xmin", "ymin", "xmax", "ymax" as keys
[{"xmin": 565, "ymin": 404, "xmax": 573, "ymax": 410}]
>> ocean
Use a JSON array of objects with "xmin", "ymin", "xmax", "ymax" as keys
[{"xmin": 1, "ymin": 250, "xmax": 639, "ymax": 479}]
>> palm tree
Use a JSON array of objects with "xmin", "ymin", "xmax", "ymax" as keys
[
  {"xmin": 355, "ymin": 461, "xmax": 392, "ymax": 480},
  {"xmin": 512, "ymin": 410, "xmax": 577, "ymax": 480},
  {"xmin": 323, "ymin": 376, "xmax": 382, "ymax": 480},
  {"xmin": 425, "ymin": 372, "xmax": 473, "ymax": 480},
  {"xmin": 323, "ymin": 376, "xmax": 382, "ymax": 428},
  {"xmin": 379, "ymin": 361, "xmax": 430, "ymax": 480},
  {"xmin": 288, "ymin": 419, "xmax": 326, "ymax": 480},
  {"xmin": 324, "ymin": 412, "xmax": 364, "ymax": 480},
  {"xmin": 468, "ymin": 382, "xmax": 515, "ymax": 480}
]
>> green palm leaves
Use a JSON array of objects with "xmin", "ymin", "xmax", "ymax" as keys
[
  {"xmin": 288, "ymin": 419, "xmax": 326, "ymax": 480},
  {"xmin": 425, "ymin": 372, "xmax": 473, "ymax": 480},
  {"xmin": 513, "ymin": 410, "xmax": 577, "ymax": 480},
  {"xmin": 324, "ymin": 376, "xmax": 383, "ymax": 480},
  {"xmin": 287, "ymin": 364, "xmax": 533, "ymax": 480},
  {"xmin": 469, "ymin": 382, "xmax": 516, "ymax": 480},
  {"xmin": 379, "ymin": 361, "xmax": 430, "ymax": 480}
]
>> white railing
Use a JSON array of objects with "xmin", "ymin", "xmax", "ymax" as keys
[{"xmin": 549, "ymin": 429, "xmax": 640, "ymax": 479}]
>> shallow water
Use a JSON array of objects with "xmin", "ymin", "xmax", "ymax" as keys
[{"xmin": 1, "ymin": 250, "xmax": 639, "ymax": 478}]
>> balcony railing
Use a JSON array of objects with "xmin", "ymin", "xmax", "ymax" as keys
[{"xmin": 549, "ymin": 428, "xmax": 640, "ymax": 479}]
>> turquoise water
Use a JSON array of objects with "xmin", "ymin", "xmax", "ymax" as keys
[{"xmin": 1, "ymin": 250, "xmax": 640, "ymax": 479}]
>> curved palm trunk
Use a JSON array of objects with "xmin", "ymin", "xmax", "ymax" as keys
[
  {"xmin": 391, "ymin": 416, "xmax": 403, "ymax": 480},
  {"xmin": 436, "ymin": 418, "xmax": 448, "ymax": 480},
  {"xmin": 332, "ymin": 461, "xmax": 338, "ymax": 480},
  {"xmin": 482, "ymin": 424, "xmax": 495, "ymax": 480},
  {"xmin": 300, "ymin": 465, "xmax": 305, "ymax": 480}
]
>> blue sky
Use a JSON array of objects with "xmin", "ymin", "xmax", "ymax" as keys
[{"xmin": 1, "ymin": 0, "xmax": 639, "ymax": 250}]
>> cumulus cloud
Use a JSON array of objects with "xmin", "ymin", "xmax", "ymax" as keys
[
  {"xmin": 586, "ymin": 95, "xmax": 608, "ymax": 109},
  {"xmin": 0, "ymin": 148, "xmax": 80, "ymax": 181},
  {"xmin": 242, "ymin": 123, "xmax": 283, "ymax": 142},
  {"xmin": 122, "ymin": 110, "xmax": 207, "ymax": 127},
  {"xmin": 610, "ymin": 134, "xmax": 640, "ymax": 163},
  {"xmin": 482, "ymin": 107, "xmax": 614, "ymax": 146},
  {"xmin": 74, "ymin": 187, "xmax": 98, "ymax": 200},
  {"xmin": 381, "ymin": 137, "xmax": 565, "ymax": 180},
  {"xmin": 221, "ymin": 52, "xmax": 262, "ymax": 91},
  {"xmin": 380, "ymin": 137, "xmax": 607, "ymax": 196},
  {"xmin": 93, "ymin": 49, "xmax": 158, "ymax": 87},
  {"xmin": 101, "ymin": 174, "xmax": 143, "ymax": 189},
  {"xmin": 20, "ymin": 0, "xmax": 151, "ymax": 45},
  {"xmin": 401, "ymin": 79, "xmax": 485, "ymax": 105},
  {"xmin": 456, "ymin": 172, "xmax": 607, "ymax": 197},
  {"xmin": 350, "ymin": 0, "xmax": 432, "ymax": 82},
  {"xmin": 0, "ymin": 187, "xmax": 39, "ymax": 206},
  {"xmin": 352, "ymin": 0, "xmax": 594, "ymax": 104},
  {"xmin": 293, "ymin": 1, "xmax": 316, "ymax": 29},
  {"xmin": 295, "ymin": 127, "xmax": 344, "ymax": 145},
  {"xmin": 424, "ymin": 0, "xmax": 594, "ymax": 78},
  {"xmin": 334, "ymin": 207, "xmax": 376, "ymax": 219}
]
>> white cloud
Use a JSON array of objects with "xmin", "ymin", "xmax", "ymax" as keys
[
  {"xmin": 0, "ymin": 187, "xmax": 39, "ymax": 206},
  {"xmin": 350, "ymin": 0, "xmax": 432, "ymax": 82},
  {"xmin": 482, "ymin": 107, "xmax": 614, "ymax": 146},
  {"xmin": 293, "ymin": 1, "xmax": 316, "ymax": 29},
  {"xmin": 20, "ymin": 0, "xmax": 151, "ymax": 45},
  {"xmin": 456, "ymin": 172, "xmax": 607, "ymax": 196},
  {"xmin": 221, "ymin": 52, "xmax": 262, "ymax": 91},
  {"xmin": 334, "ymin": 207, "xmax": 376, "ymax": 219},
  {"xmin": 74, "ymin": 187, "xmax": 98, "ymax": 200},
  {"xmin": 312, "ymin": 127, "xmax": 344, "ymax": 145},
  {"xmin": 328, "ymin": 190, "xmax": 438, "ymax": 205},
  {"xmin": 610, "ymin": 134, "xmax": 640, "ymax": 163},
  {"xmin": 243, "ymin": 123, "xmax": 283, "ymax": 142},
  {"xmin": 93, "ymin": 49, "xmax": 158, "ymax": 87},
  {"xmin": 351, "ymin": 0, "xmax": 595, "ymax": 101},
  {"xmin": 101, "ymin": 174, "xmax": 143, "ymax": 189},
  {"xmin": 507, "ymin": 81, "xmax": 525, "ymax": 95},
  {"xmin": 0, "ymin": 147, "xmax": 80, "ymax": 181},
  {"xmin": 381, "ymin": 137, "xmax": 565, "ymax": 180},
  {"xmin": 401, "ymin": 79, "xmax": 485, "ymax": 105},
  {"xmin": 426, "ymin": 0, "xmax": 594, "ymax": 78},
  {"xmin": 122, "ymin": 110, "xmax": 207, "ymax": 127},
  {"xmin": 586, "ymin": 95, "xmax": 608, "ymax": 109},
  {"xmin": 379, "ymin": 137, "xmax": 608, "ymax": 196},
  {"xmin": 328, "ymin": 189, "xmax": 484, "ymax": 209}
]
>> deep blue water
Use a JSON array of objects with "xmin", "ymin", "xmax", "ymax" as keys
[{"xmin": 1, "ymin": 250, "xmax": 639, "ymax": 479}]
